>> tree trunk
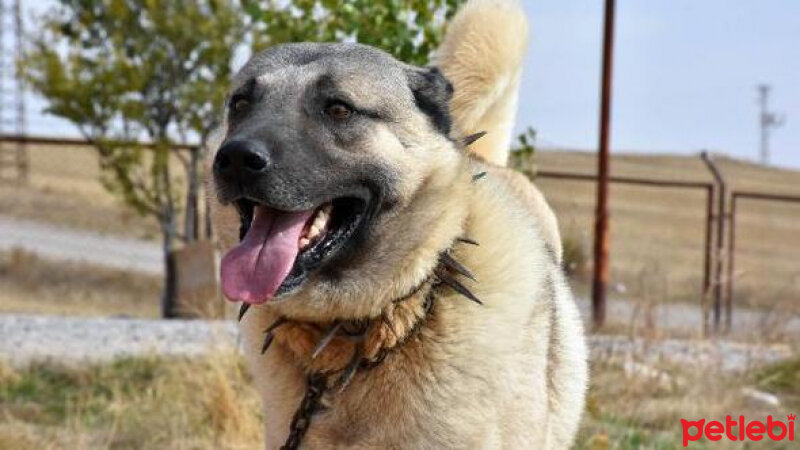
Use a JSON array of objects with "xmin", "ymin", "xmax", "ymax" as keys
[
  {"xmin": 158, "ymin": 143, "xmax": 180, "ymax": 319},
  {"xmin": 161, "ymin": 245, "xmax": 178, "ymax": 318},
  {"xmin": 184, "ymin": 146, "xmax": 200, "ymax": 243}
]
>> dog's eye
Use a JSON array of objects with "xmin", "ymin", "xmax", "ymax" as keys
[
  {"xmin": 325, "ymin": 102, "xmax": 352, "ymax": 120},
  {"xmin": 231, "ymin": 98, "xmax": 249, "ymax": 112}
]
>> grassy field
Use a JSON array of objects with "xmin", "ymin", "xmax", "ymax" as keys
[
  {"xmin": 1, "ymin": 352, "xmax": 797, "ymax": 449},
  {"xmin": 0, "ymin": 249, "xmax": 160, "ymax": 318},
  {"xmin": 0, "ymin": 143, "xmax": 163, "ymax": 240}
]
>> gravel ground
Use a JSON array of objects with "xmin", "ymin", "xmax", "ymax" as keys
[
  {"xmin": 0, "ymin": 314, "xmax": 793, "ymax": 371},
  {"xmin": 576, "ymin": 297, "xmax": 800, "ymax": 338},
  {"xmin": 0, "ymin": 315, "xmax": 237, "ymax": 366}
]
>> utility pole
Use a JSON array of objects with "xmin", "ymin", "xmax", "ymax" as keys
[
  {"xmin": 0, "ymin": 0, "xmax": 28, "ymax": 184},
  {"xmin": 757, "ymin": 84, "xmax": 784, "ymax": 166},
  {"xmin": 592, "ymin": 0, "xmax": 616, "ymax": 330}
]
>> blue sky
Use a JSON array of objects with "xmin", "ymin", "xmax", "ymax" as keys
[
  {"xmin": 15, "ymin": 1, "xmax": 800, "ymax": 169},
  {"xmin": 518, "ymin": 0, "xmax": 800, "ymax": 168}
]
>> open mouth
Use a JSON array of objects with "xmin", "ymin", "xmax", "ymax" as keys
[{"xmin": 220, "ymin": 196, "xmax": 369, "ymax": 304}]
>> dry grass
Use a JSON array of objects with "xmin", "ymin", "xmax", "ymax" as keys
[
  {"xmin": 529, "ymin": 150, "xmax": 800, "ymax": 311},
  {"xmin": 0, "ymin": 352, "xmax": 262, "ymax": 450},
  {"xmin": 2, "ymin": 351, "xmax": 797, "ymax": 449},
  {"xmin": 0, "ymin": 249, "xmax": 160, "ymax": 318},
  {"xmin": 0, "ymin": 143, "xmax": 167, "ymax": 240}
]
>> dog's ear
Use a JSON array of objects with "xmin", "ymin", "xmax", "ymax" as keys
[{"xmin": 406, "ymin": 67, "xmax": 454, "ymax": 136}]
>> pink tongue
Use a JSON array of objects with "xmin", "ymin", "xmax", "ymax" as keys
[{"xmin": 220, "ymin": 206, "xmax": 315, "ymax": 304}]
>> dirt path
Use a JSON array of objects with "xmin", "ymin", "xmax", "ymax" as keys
[{"xmin": 0, "ymin": 215, "xmax": 162, "ymax": 274}]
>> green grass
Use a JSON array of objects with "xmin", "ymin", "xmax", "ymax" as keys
[{"xmin": 753, "ymin": 357, "xmax": 800, "ymax": 410}]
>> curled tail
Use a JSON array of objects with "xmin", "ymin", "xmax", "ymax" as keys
[{"xmin": 434, "ymin": 0, "xmax": 529, "ymax": 166}]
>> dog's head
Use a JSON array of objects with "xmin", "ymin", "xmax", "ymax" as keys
[{"xmin": 211, "ymin": 43, "xmax": 470, "ymax": 320}]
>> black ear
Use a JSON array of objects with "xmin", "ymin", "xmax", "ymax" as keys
[{"xmin": 407, "ymin": 67, "xmax": 454, "ymax": 136}]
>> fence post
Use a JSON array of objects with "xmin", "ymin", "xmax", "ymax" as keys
[{"xmin": 700, "ymin": 152, "xmax": 727, "ymax": 334}]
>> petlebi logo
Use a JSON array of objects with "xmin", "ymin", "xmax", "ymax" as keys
[{"xmin": 681, "ymin": 414, "xmax": 796, "ymax": 447}]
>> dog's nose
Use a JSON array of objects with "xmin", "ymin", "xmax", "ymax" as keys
[{"xmin": 213, "ymin": 140, "xmax": 270, "ymax": 182}]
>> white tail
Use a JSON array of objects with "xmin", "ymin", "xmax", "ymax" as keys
[{"xmin": 434, "ymin": 0, "xmax": 529, "ymax": 166}]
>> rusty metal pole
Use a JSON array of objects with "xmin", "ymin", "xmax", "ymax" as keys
[
  {"xmin": 591, "ymin": 0, "xmax": 616, "ymax": 330},
  {"xmin": 726, "ymin": 194, "xmax": 738, "ymax": 332},
  {"xmin": 700, "ymin": 152, "xmax": 726, "ymax": 333},
  {"xmin": 702, "ymin": 184, "xmax": 714, "ymax": 335}
]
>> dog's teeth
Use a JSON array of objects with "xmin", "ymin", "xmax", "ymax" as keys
[
  {"xmin": 299, "ymin": 237, "xmax": 311, "ymax": 249},
  {"xmin": 313, "ymin": 212, "xmax": 328, "ymax": 229}
]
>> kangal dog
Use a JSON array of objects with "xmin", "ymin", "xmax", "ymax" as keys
[{"xmin": 209, "ymin": 0, "xmax": 587, "ymax": 448}]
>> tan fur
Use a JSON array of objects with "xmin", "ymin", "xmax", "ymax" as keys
[{"xmin": 210, "ymin": 1, "xmax": 586, "ymax": 448}]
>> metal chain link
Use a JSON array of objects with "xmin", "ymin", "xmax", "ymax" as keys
[{"xmin": 281, "ymin": 372, "xmax": 329, "ymax": 450}]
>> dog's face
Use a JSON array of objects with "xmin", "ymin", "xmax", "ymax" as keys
[{"xmin": 211, "ymin": 43, "xmax": 470, "ymax": 320}]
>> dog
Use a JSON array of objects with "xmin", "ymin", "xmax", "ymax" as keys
[{"xmin": 209, "ymin": 0, "xmax": 587, "ymax": 448}]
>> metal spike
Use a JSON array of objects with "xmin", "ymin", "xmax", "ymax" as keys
[
  {"xmin": 472, "ymin": 171, "xmax": 487, "ymax": 182},
  {"xmin": 436, "ymin": 270, "xmax": 483, "ymax": 305},
  {"xmin": 312, "ymin": 322, "xmax": 343, "ymax": 359},
  {"xmin": 261, "ymin": 317, "xmax": 287, "ymax": 355},
  {"xmin": 261, "ymin": 332, "xmax": 276, "ymax": 355},
  {"xmin": 462, "ymin": 131, "xmax": 487, "ymax": 147},
  {"xmin": 238, "ymin": 303, "xmax": 251, "ymax": 322},
  {"xmin": 456, "ymin": 237, "xmax": 479, "ymax": 246},
  {"xmin": 336, "ymin": 344, "xmax": 364, "ymax": 393},
  {"xmin": 440, "ymin": 253, "xmax": 477, "ymax": 281}
]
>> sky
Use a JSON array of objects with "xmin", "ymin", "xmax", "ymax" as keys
[
  {"xmin": 518, "ymin": 0, "xmax": 800, "ymax": 168},
  {"xmin": 10, "ymin": 1, "xmax": 800, "ymax": 169}
]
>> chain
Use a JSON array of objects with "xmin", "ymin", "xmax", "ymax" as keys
[
  {"xmin": 278, "ymin": 266, "xmax": 444, "ymax": 449},
  {"xmin": 281, "ymin": 371, "xmax": 329, "ymax": 450}
]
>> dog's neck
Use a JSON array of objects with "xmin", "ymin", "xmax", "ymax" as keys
[{"xmin": 268, "ymin": 274, "xmax": 436, "ymax": 376}]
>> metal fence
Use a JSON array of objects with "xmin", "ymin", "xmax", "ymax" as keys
[{"xmin": 538, "ymin": 155, "xmax": 800, "ymax": 335}]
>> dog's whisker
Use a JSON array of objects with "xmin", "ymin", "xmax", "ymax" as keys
[
  {"xmin": 436, "ymin": 270, "xmax": 483, "ymax": 305},
  {"xmin": 238, "ymin": 303, "xmax": 251, "ymax": 322},
  {"xmin": 261, "ymin": 317, "xmax": 288, "ymax": 355},
  {"xmin": 456, "ymin": 236, "xmax": 480, "ymax": 246},
  {"xmin": 312, "ymin": 322, "xmax": 343, "ymax": 359},
  {"xmin": 440, "ymin": 253, "xmax": 477, "ymax": 281},
  {"xmin": 462, "ymin": 130, "xmax": 487, "ymax": 147},
  {"xmin": 472, "ymin": 171, "xmax": 487, "ymax": 182}
]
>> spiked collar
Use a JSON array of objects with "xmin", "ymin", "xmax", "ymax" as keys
[{"xmin": 237, "ymin": 237, "xmax": 481, "ymax": 384}]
